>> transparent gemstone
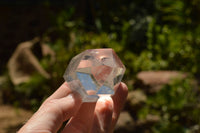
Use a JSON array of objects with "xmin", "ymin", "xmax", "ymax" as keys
[{"xmin": 63, "ymin": 48, "xmax": 125, "ymax": 102}]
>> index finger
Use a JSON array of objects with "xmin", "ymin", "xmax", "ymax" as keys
[{"xmin": 47, "ymin": 82, "xmax": 72, "ymax": 101}]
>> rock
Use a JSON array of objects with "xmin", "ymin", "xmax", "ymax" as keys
[
  {"xmin": 114, "ymin": 111, "xmax": 135, "ymax": 133},
  {"xmin": 125, "ymin": 90, "xmax": 147, "ymax": 119},
  {"xmin": 135, "ymin": 71, "xmax": 187, "ymax": 93},
  {"xmin": 114, "ymin": 112, "xmax": 160, "ymax": 133},
  {"xmin": 8, "ymin": 38, "xmax": 55, "ymax": 85},
  {"xmin": 137, "ymin": 71, "xmax": 185, "ymax": 85},
  {"xmin": 127, "ymin": 90, "xmax": 147, "ymax": 106}
]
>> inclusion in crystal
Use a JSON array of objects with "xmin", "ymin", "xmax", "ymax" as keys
[{"xmin": 63, "ymin": 48, "xmax": 125, "ymax": 102}]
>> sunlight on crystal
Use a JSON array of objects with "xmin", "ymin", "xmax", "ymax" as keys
[{"xmin": 63, "ymin": 48, "xmax": 125, "ymax": 102}]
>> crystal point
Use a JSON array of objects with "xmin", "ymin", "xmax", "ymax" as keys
[{"xmin": 63, "ymin": 48, "xmax": 125, "ymax": 102}]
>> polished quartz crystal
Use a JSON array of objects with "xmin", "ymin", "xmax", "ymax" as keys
[{"xmin": 63, "ymin": 48, "xmax": 125, "ymax": 102}]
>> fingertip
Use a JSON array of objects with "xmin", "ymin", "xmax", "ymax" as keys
[
  {"xmin": 120, "ymin": 82, "xmax": 128, "ymax": 89},
  {"xmin": 97, "ymin": 96, "xmax": 113, "ymax": 111},
  {"xmin": 111, "ymin": 82, "xmax": 128, "ymax": 129},
  {"xmin": 113, "ymin": 82, "xmax": 128, "ymax": 99},
  {"xmin": 91, "ymin": 96, "xmax": 114, "ymax": 132},
  {"xmin": 119, "ymin": 82, "xmax": 128, "ymax": 97}
]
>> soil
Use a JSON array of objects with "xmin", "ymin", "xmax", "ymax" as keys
[{"xmin": 0, "ymin": 105, "xmax": 33, "ymax": 133}]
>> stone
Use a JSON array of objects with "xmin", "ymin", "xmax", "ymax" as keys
[
  {"xmin": 63, "ymin": 48, "xmax": 125, "ymax": 102},
  {"xmin": 127, "ymin": 90, "xmax": 147, "ymax": 107},
  {"xmin": 125, "ymin": 90, "xmax": 147, "ymax": 119},
  {"xmin": 8, "ymin": 38, "xmax": 55, "ymax": 85},
  {"xmin": 135, "ymin": 71, "xmax": 187, "ymax": 93},
  {"xmin": 114, "ymin": 111, "xmax": 135, "ymax": 133}
]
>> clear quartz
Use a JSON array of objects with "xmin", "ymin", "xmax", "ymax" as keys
[{"xmin": 63, "ymin": 48, "xmax": 125, "ymax": 102}]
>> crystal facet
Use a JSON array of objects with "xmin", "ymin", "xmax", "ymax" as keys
[{"xmin": 63, "ymin": 48, "xmax": 125, "ymax": 102}]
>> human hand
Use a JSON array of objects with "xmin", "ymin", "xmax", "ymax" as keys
[{"xmin": 18, "ymin": 82, "xmax": 128, "ymax": 133}]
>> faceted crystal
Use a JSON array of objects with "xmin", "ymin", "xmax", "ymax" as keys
[{"xmin": 63, "ymin": 48, "xmax": 125, "ymax": 102}]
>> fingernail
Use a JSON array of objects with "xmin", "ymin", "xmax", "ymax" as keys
[{"xmin": 98, "ymin": 96, "xmax": 113, "ymax": 110}]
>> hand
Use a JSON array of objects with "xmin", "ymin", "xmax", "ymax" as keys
[{"xmin": 18, "ymin": 82, "xmax": 128, "ymax": 133}]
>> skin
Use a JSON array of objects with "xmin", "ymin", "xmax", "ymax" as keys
[{"xmin": 18, "ymin": 82, "xmax": 128, "ymax": 133}]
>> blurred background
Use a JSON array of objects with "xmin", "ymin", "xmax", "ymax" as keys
[{"xmin": 0, "ymin": 0, "xmax": 200, "ymax": 132}]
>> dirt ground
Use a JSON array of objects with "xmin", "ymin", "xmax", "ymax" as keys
[{"xmin": 0, "ymin": 105, "xmax": 33, "ymax": 133}]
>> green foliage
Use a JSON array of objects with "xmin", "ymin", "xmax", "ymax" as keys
[
  {"xmin": 146, "ymin": 17, "xmax": 200, "ymax": 74},
  {"xmin": 138, "ymin": 77, "xmax": 200, "ymax": 132}
]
